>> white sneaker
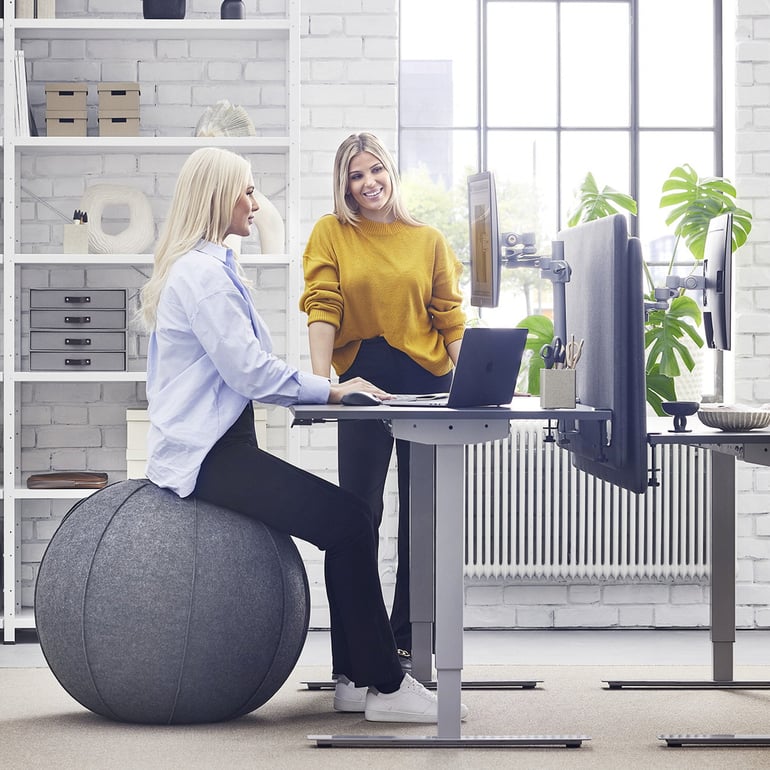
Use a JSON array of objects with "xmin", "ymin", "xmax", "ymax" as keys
[
  {"xmin": 364, "ymin": 673, "xmax": 469, "ymax": 723},
  {"xmin": 333, "ymin": 675, "xmax": 368, "ymax": 712}
]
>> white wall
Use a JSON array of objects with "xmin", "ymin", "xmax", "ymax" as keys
[
  {"xmin": 734, "ymin": 0, "xmax": 770, "ymax": 627},
  {"xmin": 20, "ymin": 0, "xmax": 770, "ymax": 629}
]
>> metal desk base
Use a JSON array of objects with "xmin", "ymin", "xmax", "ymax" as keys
[
  {"xmin": 309, "ymin": 734, "xmax": 589, "ymax": 749},
  {"xmin": 660, "ymin": 734, "xmax": 770, "ymax": 747},
  {"xmin": 613, "ymin": 436, "xmax": 770, "ymax": 747},
  {"xmin": 605, "ymin": 679, "xmax": 770, "ymax": 690},
  {"xmin": 302, "ymin": 679, "xmax": 542, "ymax": 691}
]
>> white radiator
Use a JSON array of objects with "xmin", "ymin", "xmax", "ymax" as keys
[{"xmin": 464, "ymin": 420, "xmax": 711, "ymax": 580}]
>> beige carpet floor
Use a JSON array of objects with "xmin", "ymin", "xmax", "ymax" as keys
[{"xmin": 2, "ymin": 663, "xmax": 770, "ymax": 769}]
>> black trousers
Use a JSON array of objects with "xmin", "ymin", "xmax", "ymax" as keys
[
  {"xmin": 339, "ymin": 337, "xmax": 453, "ymax": 651},
  {"xmin": 194, "ymin": 403, "xmax": 402, "ymax": 687}
]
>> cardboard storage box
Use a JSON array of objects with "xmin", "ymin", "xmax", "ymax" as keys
[
  {"xmin": 16, "ymin": 0, "xmax": 34, "ymax": 17},
  {"xmin": 37, "ymin": 0, "xmax": 56, "ymax": 17},
  {"xmin": 98, "ymin": 82, "xmax": 140, "ymax": 112},
  {"xmin": 98, "ymin": 112, "xmax": 140, "ymax": 137},
  {"xmin": 125, "ymin": 408, "xmax": 269, "ymax": 479},
  {"xmin": 45, "ymin": 82, "xmax": 88, "ymax": 111},
  {"xmin": 45, "ymin": 110, "xmax": 87, "ymax": 137}
]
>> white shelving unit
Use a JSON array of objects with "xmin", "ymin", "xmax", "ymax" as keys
[{"xmin": 1, "ymin": 1, "xmax": 301, "ymax": 642}]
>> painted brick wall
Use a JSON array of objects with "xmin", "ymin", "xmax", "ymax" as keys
[
  {"xmin": 19, "ymin": 0, "xmax": 770, "ymax": 628},
  {"xmin": 735, "ymin": 0, "xmax": 770, "ymax": 628}
]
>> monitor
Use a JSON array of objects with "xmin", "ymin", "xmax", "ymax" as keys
[
  {"xmin": 702, "ymin": 212, "xmax": 733, "ymax": 351},
  {"xmin": 557, "ymin": 214, "xmax": 648, "ymax": 494},
  {"xmin": 467, "ymin": 171, "xmax": 501, "ymax": 308}
]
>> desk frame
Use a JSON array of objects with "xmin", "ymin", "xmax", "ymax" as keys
[
  {"xmin": 605, "ymin": 423, "xmax": 770, "ymax": 748},
  {"xmin": 292, "ymin": 401, "xmax": 606, "ymax": 749}
]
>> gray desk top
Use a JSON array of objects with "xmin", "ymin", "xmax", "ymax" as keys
[
  {"xmin": 647, "ymin": 415, "xmax": 770, "ymax": 445},
  {"xmin": 290, "ymin": 396, "xmax": 611, "ymax": 423}
]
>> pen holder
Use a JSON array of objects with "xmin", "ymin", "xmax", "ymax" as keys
[
  {"xmin": 540, "ymin": 368, "xmax": 576, "ymax": 409},
  {"xmin": 63, "ymin": 223, "xmax": 90, "ymax": 254}
]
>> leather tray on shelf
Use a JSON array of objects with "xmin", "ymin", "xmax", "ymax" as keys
[{"xmin": 26, "ymin": 472, "xmax": 109, "ymax": 490}]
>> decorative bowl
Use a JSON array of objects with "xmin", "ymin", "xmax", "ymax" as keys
[{"xmin": 697, "ymin": 405, "xmax": 770, "ymax": 432}]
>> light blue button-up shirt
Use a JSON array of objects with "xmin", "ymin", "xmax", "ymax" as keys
[{"xmin": 145, "ymin": 241, "xmax": 330, "ymax": 497}]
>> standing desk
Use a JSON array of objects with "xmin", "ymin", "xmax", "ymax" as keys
[
  {"xmin": 292, "ymin": 398, "xmax": 609, "ymax": 749},
  {"xmin": 603, "ymin": 417, "xmax": 770, "ymax": 748}
]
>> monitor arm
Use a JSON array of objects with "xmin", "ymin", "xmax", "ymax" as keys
[
  {"xmin": 645, "ymin": 273, "xmax": 706, "ymax": 317},
  {"xmin": 501, "ymin": 233, "xmax": 570, "ymax": 342}
]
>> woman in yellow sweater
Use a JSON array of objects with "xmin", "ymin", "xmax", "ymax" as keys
[{"xmin": 300, "ymin": 132, "xmax": 467, "ymax": 683}]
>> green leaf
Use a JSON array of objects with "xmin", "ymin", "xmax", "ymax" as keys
[
  {"xmin": 515, "ymin": 314, "xmax": 554, "ymax": 395},
  {"xmin": 566, "ymin": 172, "xmax": 637, "ymax": 226},
  {"xmin": 646, "ymin": 365, "xmax": 678, "ymax": 416},
  {"xmin": 659, "ymin": 164, "xmax": 753, "ymax": 260}
]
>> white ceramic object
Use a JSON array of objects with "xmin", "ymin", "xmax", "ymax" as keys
[
  {"xmin": 697, "ymin": 405, "xmax": 770, "ymax": 432},
  {"xmin": 194, "ymin": 100, "xmax": 256, "ymax": 137},
  {"xmin": 79, "ymin": 184, "xmax": 155, "ymax": 254}
]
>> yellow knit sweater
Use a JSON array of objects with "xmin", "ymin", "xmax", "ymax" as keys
[{"xmin": 300, "ymin": 215, "xmax": 467, "ymax": 376}]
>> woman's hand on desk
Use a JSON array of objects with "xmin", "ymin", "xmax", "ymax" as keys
[{"xmin": 328, "ymin": 377, "xmax": 392, "ymax": 404}]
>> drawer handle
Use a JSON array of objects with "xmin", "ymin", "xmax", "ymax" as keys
[
  {"xmin": 64, "ymin": 316, "xmax": 91, "ymax": 324},
  {"xmin": 65, "ymin": 296, "xmax": 91, "ymax": 304},
  {"xmin": 65, "ymin": 359, "xmax": 92, "ymax": 366},
  {"xmin": 65, "ymin": 338, "xmax": 91, "ymax": 346}
]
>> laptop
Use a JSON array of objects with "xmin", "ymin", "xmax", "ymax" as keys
[{"xmin": 385, "ymin": 327, "xmax": 528, "ymax": 408}]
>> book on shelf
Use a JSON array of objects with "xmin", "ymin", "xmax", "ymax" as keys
[{"xmin": 15, "ymin": 50, "xmax": 31, "ymax": 137}]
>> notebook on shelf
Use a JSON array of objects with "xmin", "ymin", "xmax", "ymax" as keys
[{"xmin": 385, "ymin": 326, "xmax": 527, "ymax": 408}]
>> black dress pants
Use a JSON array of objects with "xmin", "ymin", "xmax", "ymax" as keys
[
  {"xmin": 339, "ymin": 337, "xmax": 453, "ymax": 651},
  {"xmin": 194, "ymin": 403, "xmax": 402, "ymax": 687}
]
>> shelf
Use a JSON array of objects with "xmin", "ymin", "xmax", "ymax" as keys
[
  {"xmin": 11, "ymin": 136, "xmax": 291, "ymax": 154},
  {"xmin": 15, "ymin": 487, "xmax": 99, "ymax": 500},
  {"xmin": 14, "ymin": 371, "xmax": 147, "ymax": 382},
  {"xmin": 2, "ymin": 1, "xmax": 302, "ymax": 643},
  {"xmin": 7, "ymin": 608, "xmax": 36, "ymax": 630},
  {"xmin": 13, "ymin": 18, "xmax": 290, "ymax": 40},
  {"xmin": 12, "ymin": 253, "xmax": 290, "ymax": 265}
]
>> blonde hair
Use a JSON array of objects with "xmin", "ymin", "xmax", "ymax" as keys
[
  {"xmin": 139, "ymin": 147, "xmax": 252, "ymax": 330},
  {"xmin": 332, "ymin": 132, "xmax": 422, "ymax": 227}
]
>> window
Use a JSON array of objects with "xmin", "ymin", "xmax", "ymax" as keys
[{"xmin": 399, "ymin": 0, "xmax": 726, "ymax": 397}]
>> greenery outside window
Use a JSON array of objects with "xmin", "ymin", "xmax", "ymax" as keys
[{"xmin": 399, "ymin": 0, "xmax": 728, "ymax": 399}]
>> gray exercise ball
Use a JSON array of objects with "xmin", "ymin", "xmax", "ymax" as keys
[{"xmin": 34, "ymin": 478, "xmax": 310, "ymax": 724}]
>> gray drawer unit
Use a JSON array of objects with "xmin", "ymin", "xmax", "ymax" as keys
[
  {"xmin": 30, "ymin": 309, "xmax": 127, "ymax": 329},
  {"xmin": 29, "ymin": 288, "xmax": 128, "ymax": 371},
  {"xmin": 30, "ymin": 331, "xmax": 127, "ymax": 352},
  {"xmin": 30, "ymin": 352, "xmax": 127, "ymax": 371},
  {"xmin": 30, "ymin": 288, "xmax": 127, "ymax": 309}
]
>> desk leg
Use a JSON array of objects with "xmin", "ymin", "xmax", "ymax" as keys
[
  {"xmin": 434, "ymin": 444, "xmax": 465, "ymax": 738},
  {"xmin": 608, "ymin": 448, "xmax": 770, "ymax": 703},
  {"xmin": 410, "ymin": 442, "xmax": 436, "ymax": 684},
  {"xmin": 710, "ymin": 450, "xmax": 735, "ymax": 681}
]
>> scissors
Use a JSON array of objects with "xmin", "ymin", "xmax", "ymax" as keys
[
  {"xmin": 565, "ymin": 335, "xmax": 584, "ymax": 369},
  {"xmin": 540, "ymin": 337, "xmax": 566, "ymax": 369}
]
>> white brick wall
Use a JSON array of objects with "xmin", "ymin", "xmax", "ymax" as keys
[
  {"xmin": 18, "ymin": 0, "xmax": 770, "ymax": 630},
  {"xmin": 735, "ymin": 0, "xmax": 770, "ymax": 630}
]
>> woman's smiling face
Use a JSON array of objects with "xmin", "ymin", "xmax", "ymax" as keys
[{"xmin": 347, "ymin": 151, "xmax": 394, "ymax": 222}]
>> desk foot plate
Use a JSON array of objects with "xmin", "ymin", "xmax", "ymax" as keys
[
  {"xmin": 605, "ymin": 679, "xmax": 770, "ymax": 690},
  {"xmin": 302, "ymin": 680, "xmax": 542, "ymax": 691},
  {"xmin": 660, "ymin": 734, "xmax": 770, "ymax": 747},
  {"xmin": 309, "ymin": 734, "xmax": 589, "ymax": 749}
]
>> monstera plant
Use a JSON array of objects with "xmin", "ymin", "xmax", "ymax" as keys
[{"xmin": 517, "ymin": 165, "xmax": 752, "ymax": 414}]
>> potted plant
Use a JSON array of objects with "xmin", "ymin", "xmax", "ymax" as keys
[{"xmin": 517, "ymin": 165, "xmax": 752, "ymax": 414}]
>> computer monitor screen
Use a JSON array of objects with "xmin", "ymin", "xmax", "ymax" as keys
[
  {"xmin": 557, "ymin": 214, "xmax": 648, "ymax": 494},
  {"xmin": 467, "ymin": 171, "xmax": 501, "ymax": 308},
  {"xmin": 702, "ymin": 212, "xmax": 733, "ymax": 351}
]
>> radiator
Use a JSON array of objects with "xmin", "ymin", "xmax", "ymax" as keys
[{"xmin": 464, "ymin": 420, "xmax": 711, "ymax": 580}]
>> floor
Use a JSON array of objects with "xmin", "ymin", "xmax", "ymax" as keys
[{"xmin": 4, "ymin": 627, "xmax": 770, "ymax": 669}]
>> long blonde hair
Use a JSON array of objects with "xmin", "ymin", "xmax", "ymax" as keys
[
  {"xmin": 139, "ymin": 147, "xmax": 252, "ymax": 330},
  {"xmin": 332, "ymin": 132, "xmax": 422, "ymax": 227}
]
